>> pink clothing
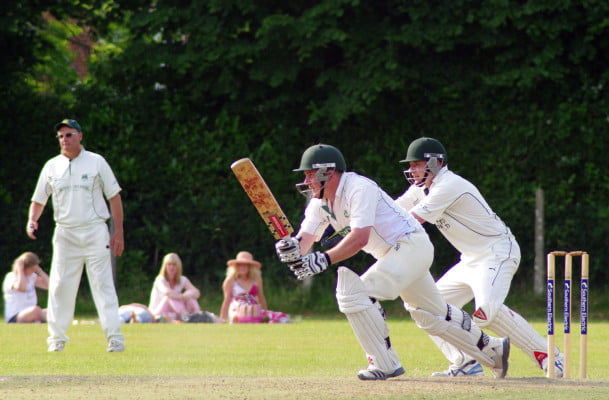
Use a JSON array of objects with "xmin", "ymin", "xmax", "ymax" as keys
[
  {"xmin": 231, "ymin": 280, "xmax": 259, "ymax": 302},
  {"xmin": 229, "ymin": 281, "xmax": 290, "ymax": 324},
  {"xmin": 149, "ymin": 275, "xmax": 201, "ymax": 318}
]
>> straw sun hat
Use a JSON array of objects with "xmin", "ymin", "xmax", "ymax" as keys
[{"xmin": 226, "ymin": 251, "xmax": 262, "ymax": 269}]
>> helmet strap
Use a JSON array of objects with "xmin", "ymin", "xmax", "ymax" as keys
[
  {"xmin": 417, "ymin": 156, "xmax": 443, "ymax": 187},
  {"xmin": 426, "ymin": 156, "xmax": 443, "ymax": 176}
]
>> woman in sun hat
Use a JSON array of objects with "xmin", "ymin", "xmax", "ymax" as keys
[{"xmin": 220, "ymin": 251, "xmax": 290, "ymax": 323}]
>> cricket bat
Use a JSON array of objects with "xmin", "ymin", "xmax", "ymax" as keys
[{"xmin": 231, "ymin": 158, "xmax": 294, "ymax": 240}]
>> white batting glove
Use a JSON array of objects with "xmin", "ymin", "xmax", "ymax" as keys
[
  {"xmin": 275, "ymin": 237, "xmax": 301, "ymax": 263},
  {"xmin": 289, "ymin": 251, "xmax": 331, "ymax": 280}
]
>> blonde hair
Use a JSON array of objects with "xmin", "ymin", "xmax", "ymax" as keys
[
  {"xmin": 226, "ymin": 263, "xmax": 262, "ymax": 281},
  {"xmin": 12, "ymin": 252, "xmax": 41, "ymax": 272},
  {"xmin": 159, "ymin": 252, "xmax": 183, "ymax": 283}
]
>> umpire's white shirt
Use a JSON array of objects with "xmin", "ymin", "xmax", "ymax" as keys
[
  {"xmin": 31, "ymin": 147, "xmax": 121, "ymax": 227},
  {"xmin": 299, "ymin": 172, "xmax": 422, "ymax": 259},
  {"xmin": 395, "ymin": 167, "xmax": 513, "ymax": 255}
]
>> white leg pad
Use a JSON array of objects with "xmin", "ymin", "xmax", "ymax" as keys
[
  {"xmin": 336, "ymin": 267, "xmax": 400, "ymax": 372},
  {"xmin": 487, "ymin": 305, "xmax": 559, "ymax": 368},
  {"xmin": 429, "ymin": 335, "xmax": 474, "ymax": 367},
  {"xmin": 408, "ymin": 305, "xmax": 498, "ymax": 368}
]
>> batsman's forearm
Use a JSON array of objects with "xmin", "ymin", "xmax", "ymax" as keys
[
  {"xmin": 297, "ymin": 232, "xmax": 316, "ymax": 255},
  {"xmin": 325, "ymin": 227, "xmax": 371, "ymax": 265}
]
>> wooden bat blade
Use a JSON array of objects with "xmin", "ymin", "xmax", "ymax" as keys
[{"xmin": 231, "ymin": 158, "xmax": 294, "ymax": 240}]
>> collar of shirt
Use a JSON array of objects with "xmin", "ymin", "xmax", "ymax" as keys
[{"xmin": 323, "ymin": 171, "xmax": 349, "ymax": 209}]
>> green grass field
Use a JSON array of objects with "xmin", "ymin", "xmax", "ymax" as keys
[{"xmin": 1, "ymin": 317, "xmax": 609, "ymax": 399}]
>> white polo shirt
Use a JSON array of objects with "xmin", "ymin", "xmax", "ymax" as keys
[
  {"xmin": 31, "ymin": 147, "xmax": 121, "ymax": 228},
  {"xmin": 298, "ymin": 172, "xmax": 422, "ymax": 259},
  {"xmin": 395, "ymin": 167, "xmax": 512, "ymax": 255}
]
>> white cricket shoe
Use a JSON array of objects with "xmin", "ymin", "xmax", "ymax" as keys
[
  {"xmin": 106, "ymin": 339, "xmax": 125, "ymax": 352},
  {"xmin": 542, "ymin": 353, "xmax": 565, "ymax": 378},
  {"xmin": 48, "ymin": 341, "xmax": 65, "ymax": 352},
  {"xmin": 357, "ymin": 365, "xmax": 405, "ymax": 381},
  {"xmin": 490, "ymin": 337, "xmax": 510, "ymax": 379},
  {"xmin": 431, "ymin": 360, "xmax": 484, "ymax": 377}
]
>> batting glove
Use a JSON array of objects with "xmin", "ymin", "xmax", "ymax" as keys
[
  {"xmin": 275, "ymin": 236, "xmax": 301, "ymax": 263},
  {"xmin": 289, "ymin": 251, "xmax": 331, "ymax": 280}
]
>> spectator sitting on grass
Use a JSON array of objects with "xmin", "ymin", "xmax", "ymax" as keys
[
  {"xmin": 220, "ymin": 251, "xmax": 290, "ymax": 324},
  {"xmin": 3, "ymin": 252, "xmax": 49, "ymax": 323},
  {"xmin": 149, "ymin": 252, "xmax": 202, "ymax": 322}
]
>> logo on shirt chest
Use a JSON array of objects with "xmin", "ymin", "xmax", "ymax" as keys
[
  {"xmin": 436, "ymin": 218, "xmax": 451, "ymax": 231},
  {"xmin": 81, "ymin": 174, "xmax": 89, "ymax": 181}
]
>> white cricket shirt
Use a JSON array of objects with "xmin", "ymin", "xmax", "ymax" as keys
[
  {"xmin": 298, "ymin": 172, "xmax": 422, "ymax": 259},
  {"xmin": 395, "ymin": 167, "xmax": 511, "ymax": 254},
  {"xmin": 31, "ymin": 147, "xmax": 121, "ymax": 228}
]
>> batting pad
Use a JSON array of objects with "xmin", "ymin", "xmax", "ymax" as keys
[
  {"xmin": 429, "ymin": 335, "xmax": 473, "ymax": 366},
  {"xmin": 336, "ymin": 267, "xmax": 401, "ymax": 372},
  {"xmin": 408, "ymin": 306, "xmax": 496, "ymax": 368},
  {"xmin": 489, "ymin": 305, "xmax": 557, "ymax": 367}
]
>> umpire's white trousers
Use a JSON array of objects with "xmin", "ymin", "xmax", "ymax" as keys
[{"xmin": 47, "ymin": 223, "xmax": 123, "ymax": 345}]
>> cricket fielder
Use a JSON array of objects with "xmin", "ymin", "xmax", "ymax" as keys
[
  {"xmin": 26, "ymin": 119, "xmax": 125, "ymax": 353},
  {"xmin": 276, "ymin": 144, "xmax": 510, "ymax": 380},
  {"xmin": 395, "ymin": 137, "xmax": 564, "ymax": 377}
]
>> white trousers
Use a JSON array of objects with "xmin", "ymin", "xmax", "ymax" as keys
[
  {"xmin": 361, "ymin": 230, "xmax": 447, "ymax": 316},
  {"xmin": 432, "ymin": 237, "xmax": 553, "ymax": 368},
  {"xmin": 47, "ymin": 223, "xmax": 123, "ymax": 345},
  {"xmin": 436, "ymin": 237, "xmax": 520, "ymax": 312},
  {"xmin": 361, "ymin": 231, "xmax": 511, "ymax": 369}
]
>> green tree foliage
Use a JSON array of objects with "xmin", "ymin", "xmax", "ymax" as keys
[
  {"xmin": 2, "ymin": 1, "xmax": 609, "ymax": 306},
  {"xmin": 0, "ymin": 1, "xmax": 108, "ymax": 271}
]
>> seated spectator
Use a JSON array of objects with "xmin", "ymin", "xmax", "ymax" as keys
[
  {"xmin": 118, "ymin": 303, "xmax": 154, "ymax": 323},
  {"xmin": 3, "ymin": 252, "xmax": 49, "ymax": 323},
  {"xmin": 220, "ymin": 251, "xmax": 290, "ymax": 324},
  {"xmin": 148, "ymin": 252, "xmax": 202, "ymax": 322}
]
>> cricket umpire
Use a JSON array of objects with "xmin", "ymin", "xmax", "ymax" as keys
[{"xmin": 26, "ymin": 118, "xmax": 125, "ymax": 352}]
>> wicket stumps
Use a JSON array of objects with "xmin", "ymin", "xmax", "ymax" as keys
[{"xmin": 546, "ymin": 251, "xmax": 589, "ymax": 379}]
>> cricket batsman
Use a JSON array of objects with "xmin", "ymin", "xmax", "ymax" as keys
[{"xmin": 275, "ymin": 143, "xmax": 511, "ymax": 380}]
